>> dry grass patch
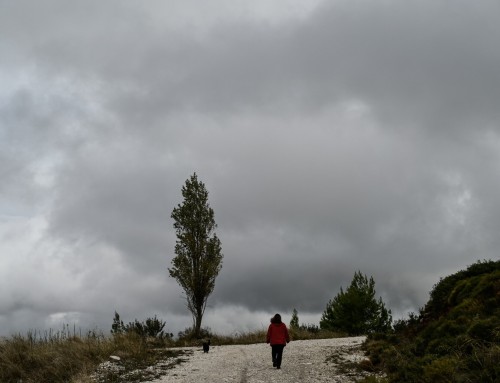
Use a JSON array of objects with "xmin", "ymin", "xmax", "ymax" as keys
[{"xmin": 0, "ymin": 329, "xmax": 183, "ymax": 383}]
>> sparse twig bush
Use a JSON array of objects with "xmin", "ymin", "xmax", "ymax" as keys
[{"xmin": 111, "ymin": 312, "xmax": 171, "ymax": 341}]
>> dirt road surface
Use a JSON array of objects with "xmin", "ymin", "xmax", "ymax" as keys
[{"xmin": 152, "ymin": 336, "xmax": 367, "ymax": 383}]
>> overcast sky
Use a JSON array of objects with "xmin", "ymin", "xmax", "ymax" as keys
[{"xmin": 1, "ymin": 0, "xmax": 500, "ymax": 337}]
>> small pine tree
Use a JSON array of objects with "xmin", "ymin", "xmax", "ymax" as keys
[
  {"xmin": 290, "ymin": 308, "xmax": 299, "ymax": 329},
  {"xmin": 111, "ymin": 311, "xmax": 125, "ymax": 334},
  {"xmin": 320, "ymin": 271, "xmax": 392, "ymax": 335}
]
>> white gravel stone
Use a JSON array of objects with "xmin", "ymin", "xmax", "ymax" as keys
[{"xmin": 149, "ymin": 336, "xmax": 369, "ymax": 383}]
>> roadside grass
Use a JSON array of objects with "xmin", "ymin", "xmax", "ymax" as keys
[
  {"xmin": 0, "ymin": 326, "xmax": 344, "ymax": 382},
  {"xmin": 174, "ymin": 326, "xmax": 344, "ymax": 347},
  {"xmin": 0, "ymin": 327, "xmax": 183, "ymax": 383},
  {"xmin": 288, "ymin": 327, "xmax": 345, "ymax": 341}
]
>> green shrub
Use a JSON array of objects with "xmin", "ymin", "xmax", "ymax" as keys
[
  {"xmin": 299, "ymin": 323, "xmax": 321, "ymax": 333},
  {"xmin": 467, "ymin": 318, "xmax": 496, "ymax": 340},
  {"xmin": 422, "ymin": 356, "xmax": 459, "ymax": 383}
]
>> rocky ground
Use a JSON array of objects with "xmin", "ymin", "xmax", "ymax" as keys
[{"xmin": 149, "ymin": 336, "xmax": 372, "ymax": 383}]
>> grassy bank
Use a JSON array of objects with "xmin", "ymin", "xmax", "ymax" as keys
[{"xmin": 0, "ymin": 327, "xmax": 182, "ymax": 383}]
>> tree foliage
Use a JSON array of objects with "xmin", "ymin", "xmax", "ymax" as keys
[
  {"xmin": 320, "ymin": 271, "xmax": 392, "ymax": 335},
  {"xmin": 169, "ymin": 173, "xmax": 223, "ymax": 337}
]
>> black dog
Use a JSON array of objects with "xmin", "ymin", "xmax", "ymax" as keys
[{"xmin": 202, "ymin": 339, "xmax": 210, "ymax": 353}]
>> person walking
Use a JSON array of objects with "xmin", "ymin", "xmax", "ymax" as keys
[{"xmin": 266, "ymin": 313, "xmax": 290, "ymax": 369}]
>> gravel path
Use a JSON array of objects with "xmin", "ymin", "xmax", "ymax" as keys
[{"xmin": 153, "ymin": 337, "xmax": 367, "ymax": 383}]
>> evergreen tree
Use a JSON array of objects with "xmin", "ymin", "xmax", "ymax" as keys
[
  {"xmin": 320, "ymin": 271, "xmax": 392, "ymax": 335},
  {"xmin": 169, "ymin": 173, "xmax": 223, "ymax": 337},
  {"xmin": 290, "ymin": 308, "xmax": 299, "ymax": 329},
  {"xmin": 111, "ymin": 311, "xmax": 125, "ymax": 334}
]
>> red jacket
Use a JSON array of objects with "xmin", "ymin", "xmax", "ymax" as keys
[{"xmin": 267, "ymin": 322, "xmax": 290, "ymax": 345}]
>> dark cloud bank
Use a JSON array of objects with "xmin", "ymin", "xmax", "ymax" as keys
[{"xmin": 1, "ymin": 0, "xmax": 499, "ymax": 336}]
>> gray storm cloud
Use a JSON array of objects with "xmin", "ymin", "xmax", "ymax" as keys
[{"xmin": 1, "ymin": 0, "xmax": 499, "ymax": 336}]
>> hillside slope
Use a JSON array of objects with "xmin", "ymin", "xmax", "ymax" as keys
[{"xmin": 364, "ymin": 260, "xmax": 499, "ymax": 383}]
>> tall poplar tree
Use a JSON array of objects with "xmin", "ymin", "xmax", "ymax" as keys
[{"xmin": 169, "ymin": 173, "xmax": 223, "ymax": 337}]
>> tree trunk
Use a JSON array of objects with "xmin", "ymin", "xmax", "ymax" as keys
[{"xmin": 194, "ymin": 310, "xmax": 203, "ymax": 338}]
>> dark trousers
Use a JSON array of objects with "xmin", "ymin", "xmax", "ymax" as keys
[{"xmin": 271, "ymin": 344, "xmax": 285, "ymax": 368}]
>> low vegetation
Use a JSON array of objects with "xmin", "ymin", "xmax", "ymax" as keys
[{"xmin": 0, "ymin": 317, "xmax": 342, "ymax": 382}]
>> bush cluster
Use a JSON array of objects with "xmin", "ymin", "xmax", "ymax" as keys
[{"xmin": 111, "ymin": 312, "xmax": 172, "ymax": 341}]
